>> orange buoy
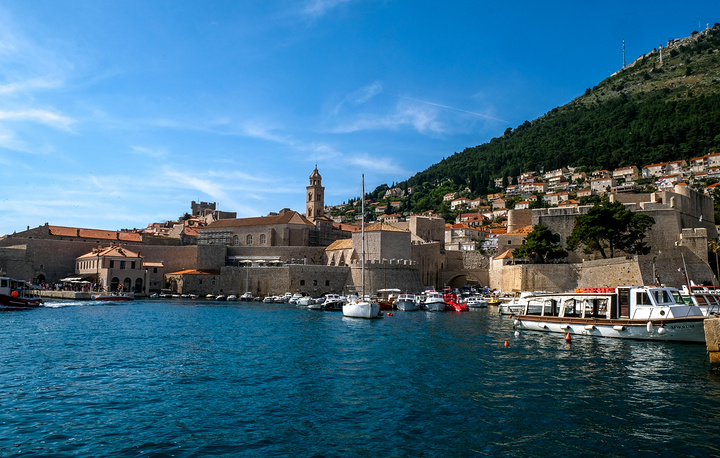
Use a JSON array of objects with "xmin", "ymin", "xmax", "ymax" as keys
[
  {"xmin": 387, "ymin": 312, "xmax": 393, "ymax": 316},
  {"xmin": 504, "ymin": 340, "xmax": 509, "ymax": 347},
  {"xmin": 565, "ymin": 333, "xmax": 572, "ymax": 342}
]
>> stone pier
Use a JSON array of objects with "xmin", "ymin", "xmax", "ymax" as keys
[{"xmin": 705, "ymin": 317, "xmax": 720, "ymax": 370}]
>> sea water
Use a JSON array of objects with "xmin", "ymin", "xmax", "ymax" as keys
[{"xmin": 1, "ymin": 300, "xmax": 719, "ymax": 457}]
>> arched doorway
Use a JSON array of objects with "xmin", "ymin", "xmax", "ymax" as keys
[
  {"xmin": 123, "ymin": 278, "xmax": 132, "ymax": 292},
  {"xmin": 134, "ymin": 278, "xmax": 143, "ymax": 294},
  {"xmin": 110, "ymin": 277, "xmax": 120, "ymax": 292}
]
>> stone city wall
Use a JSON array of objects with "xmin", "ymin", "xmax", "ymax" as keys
[
  {"xmin": 347, "ymin": 259, "xmax": 423, "ymax": 295},
  {"xmin": 218, "ymin": 265, "xmax": 351, "ymax": 297},
  {"xmin": 489, "ymin": 246, "xmax": 715, "ymax": 293}
]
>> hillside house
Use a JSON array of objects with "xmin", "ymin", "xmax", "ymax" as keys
[
  {"xmin": 642, "ymin": 162, "xmax": 667, "ymax": 178},
  {"xmin": 613, "ymin": 166, "xmax": 639, "ymax": 181},
  {"xmin": 590, "ymin": 177, "xmax": 617, "ymax": 194}
]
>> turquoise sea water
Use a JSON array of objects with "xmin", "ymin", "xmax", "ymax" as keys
[{"xmin": 1, "ymin": 299, "xmax": 719, "ymax": 457}]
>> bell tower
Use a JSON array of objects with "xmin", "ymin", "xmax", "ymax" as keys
[{"xmin": 306, "ymin": 165, "xmax": 325, "ymax": 222}]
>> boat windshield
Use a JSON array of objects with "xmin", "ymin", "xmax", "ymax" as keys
[{"xmin": 652, "ymin": 289, "xmax": 675, "ymax": 305}]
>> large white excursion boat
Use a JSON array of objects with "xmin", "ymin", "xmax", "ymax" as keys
[
  {"xmin": 420, "ymin": 290, "xmax": 446, "ymax": 312},
  {"xmin": 512, "ymin": 285, "xmax": 707, "ymax": 343}
]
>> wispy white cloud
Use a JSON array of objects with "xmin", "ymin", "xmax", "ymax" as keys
[
  {"xmin": 398, "ymin": 95, "xmax": 507, "ymax": 123},
  {"xmin": 0, "ymin": 109, "xmax": 75, "ymax": 130},
  {"xmin": 332, "ymin": 81, "xmax": 383, "ymax": 115},
  {"xmin": 0, "ymin": 77, "xmax": 64, "ymax": 96},
  {"xmin": 332, "ymin": 101, "xmax": 444, "ymax": 135},
  {"xmin": 130, "ymin": 145, "xmax": 167, "ymax": 159}
]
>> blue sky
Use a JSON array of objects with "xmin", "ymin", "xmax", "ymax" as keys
[{"xmin": 1, "ymin": 1, "xmax": 718, "ymax": 236}]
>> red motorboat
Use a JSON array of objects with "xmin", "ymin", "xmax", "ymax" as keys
[
  {"xmin": 443, "ymin": 289, "xmax": 468, "ymax": 312},
  {"xmin": 0, "ymin": 276, "xmax": 43, "ymax": 308}
]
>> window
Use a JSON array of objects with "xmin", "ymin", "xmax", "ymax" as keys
[
  {"xmin": 131, "ymin": 261, "xmax": 136, "ymax": 269},
  {"xmin": 233, "ymin": 235, "xmax": 239, "ymax": 246},
  {"xmin": 120, "ymin": 261, "xmax": 126, "ymax": 269},
  {"xmin": 300, "ymin": 280, "xmax": 305, "ymax": 286},
  {"xmin": 246, "ymin": 235, "xmax": 252, "ymax": 245},
  {"xmin": 325, "ymin": 280, "xmax": 330, "ymax": 286},
  {"xmin": 260, "ymin": 234, "xmax": 266, "ymax": 245},
  {"xmin": 153, "ymin": 267, "xmax": 158, "ymax": 274},
  {"xmin": 110, "ymin": 260, "xmax": 114, "ymax": 268},
  {"xmin": 313, "ymin": 280, "xmax": 318, "ymax": 286}
]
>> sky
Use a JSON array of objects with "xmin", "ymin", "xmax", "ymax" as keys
[{"xmin": 1, "ymin": 0, "xmax": 719, "ymax": 236}]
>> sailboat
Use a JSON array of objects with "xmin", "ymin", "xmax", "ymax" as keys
[{"xmin": 343, "ymin": 174, "xmax": 381, "ymax": 319}]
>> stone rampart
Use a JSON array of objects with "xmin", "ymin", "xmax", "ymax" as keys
[
  {"xmin": 490, "ymin": 246, "xmax": 715, "ymax": 293},
  {"xmin": 218, "ymin": 265, "xmax": 351, "ymax": 297}
]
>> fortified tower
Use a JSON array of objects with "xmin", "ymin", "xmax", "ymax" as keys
[{"xmin": 306, "ymin": 166, "xmax": 325, "ymax": 223}]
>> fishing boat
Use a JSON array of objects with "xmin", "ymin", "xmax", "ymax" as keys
[
  {"xmin": 486, "ymin": 296, "xmax": 502, "ymax": 306},
  {"xmin": 0, "ymin": 276, "xmax": 43, "ymax": 308},
  {"xmin": 512, "ymin": 285, "xmax": 706, "ymax": 342},
  {"xmin": 343, "ymin": 174, "xmax": 381, "ymax": 319},
  {"xmin": 420, "ymin": 290, "xmax": 446, "ymax": 311},
  {"xmin": 396, "ymin": 293, "xmax": 419, "ymax": 311}
]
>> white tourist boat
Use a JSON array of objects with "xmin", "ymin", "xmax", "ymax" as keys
[
  {"xmin": 420, "ymin": 290, "xmax": 446, "ymax": 311},
  {"xmin": 343, "ymin": 175, "xmax": 381, "ymax": 319},
  {"xmin": 465, "ymin": 296, "xmax": 488, "ymax": 308},
  {"xmin": 678, "ymin": 285, "xmax": 720, "ymax": 316},
  {"xmin": 512, "ymin": 285, "xmax": 707, "ymax": 342},
  {"xmin": 396, "ymin": 293, "xmax": 419, "ymax": 311},
  {"xmin": 499, "ymin": 291, "xmax": 545, "ymax": 315},
  {"xmin": 297, "ymin": 295, "xmax": 313, "ymax": 306}
]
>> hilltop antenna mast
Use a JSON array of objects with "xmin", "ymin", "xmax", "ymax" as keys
[
  {"xmin": 659, "ymin": 44, "xmax": 663, "ymax": 65},
  {"xmin": 622, "ymin": 39, "xmax": 626, "ymax": 69}
]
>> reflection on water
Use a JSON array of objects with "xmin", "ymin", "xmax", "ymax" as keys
[{"xmin": 0, "ymin": 301, "xmax": 717, "ymax": 456}]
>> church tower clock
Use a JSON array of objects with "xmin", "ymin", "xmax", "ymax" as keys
[{"xmin": 306, "ymin": 166, "xmax": 325, "ymax": 222}]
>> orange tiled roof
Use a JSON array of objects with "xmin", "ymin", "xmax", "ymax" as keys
[
  {"xmin": 77, "ymin": 246, "xmax": 141, "ymax": 259},
  {"xmin": 166, "ymin": 269, "xmax": 220, "ymax": 275},
  {"xmin": 205, "ymin": 211, "xmax": 314, "ymax": 229},
  {"xmin": 49, "ymin": 225, "xmax": 142, "ymax": 242}
]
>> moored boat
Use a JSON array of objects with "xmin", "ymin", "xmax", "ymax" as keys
[
  {"xmin": 466, "ymin": 296, "xmax": 488, "ymax": 308},
  {"xmin": 421, "ymin": 290, "xmax": 446, "ymax": 311},
  {"xmin": 0, "ymin": 276, "xmax": 43, "ymax": 308},
  {"xmin": 342, "ymin": 174, "xmax": 381, "ymax": 319},
  {"xmin": 443, "ymin": 289, "xmax": 468, "ymax": 312},
  {"xmin": 512, "ymin": 285, "xmax": 706, "ymax": 342},
  {"xmin": 376, "ymin": 288, "xmax": 400, "ymax": 310},
  {"xmin": 678, "ymin": 285, "xmax": 720, "ymax": 316},
  {"xmin": 396, "ymin": 293, "xmax": 419, "ymax": 311},
  {"xmin": 322, "ymin": 293, "xmax": 345, "ymax": 311}
]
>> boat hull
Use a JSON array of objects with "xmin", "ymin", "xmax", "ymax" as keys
[
  {"xmin": 0, "ymin": 294, "xmax": 43, "ymax": 308},
  {"xmin": 514, "ymin": 315, "xmax": 706, "ymax": 343},
  {"xmin": 343, "ymin": 301, "xmax": 381, "ymax": 318},
  {"xmin": 396, "ymin": 300, "xmax": 418, "ymax": 311},
  {"xmin": 422, "ymin": 301, "xmax": 446, "ymax": 312}
]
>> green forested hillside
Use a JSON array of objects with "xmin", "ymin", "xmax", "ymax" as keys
[{"xmin": 380, "ymin": 25, "xmax": 720, "ymax": 210}]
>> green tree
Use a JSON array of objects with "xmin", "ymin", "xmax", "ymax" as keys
[
  {"xmin": 566, "ymin": 197, "xmax": 655, "ymax": 258},
  {"xmin": 513, "ymin": 224, "xmax": 568, "ymax": 264}
]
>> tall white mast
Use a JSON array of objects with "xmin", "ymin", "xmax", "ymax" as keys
[{"xmin": 361, "ymin": 174, "xmax": 365, "ymax": 299}]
